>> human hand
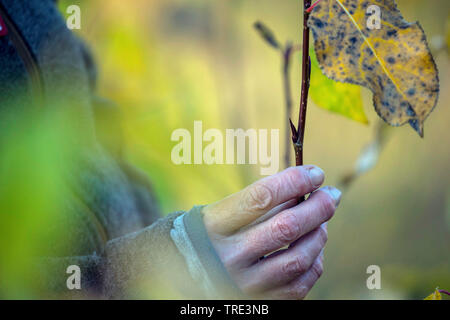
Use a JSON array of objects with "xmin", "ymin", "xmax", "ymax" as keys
[{"xmin": 203, "ymin": 165, "xmax": 341, "ymax": 299}]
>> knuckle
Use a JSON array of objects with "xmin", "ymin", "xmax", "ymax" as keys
[
  {"xmin": 286, "ymin": 167, "xmax": 311, "ymax": 192},
  {"xmin": 271, "ymin": 213, "xmax": 300, "ymax": 245},
  {"xmin": 281, "ymin": 256, "xmax": 307, "ymax": 277},
  {"xmin": 245, "ymin": 183, "xmax": 273, "ymax": 212},
  {"xmin": 285, "ymin": 167, "xmax": 304, "ymax": 190}
]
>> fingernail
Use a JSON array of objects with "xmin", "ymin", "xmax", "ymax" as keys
[
  {"xmin": 308, "ymin": 167, "xmax": 324, "ymax": 187},
  {"xmin": 323, "ymin": 186, "xmax": 342, "ymax": 206}
]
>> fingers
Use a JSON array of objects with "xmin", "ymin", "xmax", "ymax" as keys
[
  {"xmin": 239, "ymin": 198, "xmax": 298, "ymax": 233},
  {"xmin": 262, "ymin": 254, "xmax": 324, "ymax": 300},
  {"xmin": 238, "ymin": 225, "xmax": 327, "ymax": 293},
  {"xmin": 203, "ymin": 165, "xmax": 325, "ymax": 235},
  {"xmin": 235, "ymin": 187, "xmax": 340, "ymax": 262}
]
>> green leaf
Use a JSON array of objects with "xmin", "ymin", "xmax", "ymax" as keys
[
  {"xmin": 310, "ymin": 49, "xmax": 368, "ymax": 124},
  {"xmin": 308, "ymin": 0, "xmax": 440, "ymax": 137}
]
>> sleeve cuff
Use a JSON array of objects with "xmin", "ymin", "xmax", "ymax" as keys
[{"xmin": 170, "ymin": 205, "xmax": 244, "ymax": 299}]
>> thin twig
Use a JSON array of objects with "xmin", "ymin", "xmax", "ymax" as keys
[
  {"xmin": 281, "ymin": 43, "xmax": 303, "ymax": 169},
  {"xmin": 282, "ymin": 43, "xmax": 294, "ymax": 169},
  {"xmin": 253, "ymin": 9, "xmax": 311, "ymax": 173},
  {"xmin": 291, "ymin": 0, "xmax": 312, "ymax": 202},
  {"xmin": 253, "ymin": 22, "xmax": 302, "ymax": 169}
]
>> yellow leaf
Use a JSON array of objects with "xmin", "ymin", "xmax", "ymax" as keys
[
  {"xmin": 308, "ymin": 0, "xmax": 440, "ymax": 137},
  {"xmin": 310, "ymin": 49, "xmax": 368, "ymax": 124},
  {"xmin": 424, "ymin": 288, "xmax": 442, "ymax": 300}
]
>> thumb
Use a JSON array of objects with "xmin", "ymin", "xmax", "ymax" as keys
[{"xmin": 202, "ymin": 165, "xmax": 324, "ymax": 235}]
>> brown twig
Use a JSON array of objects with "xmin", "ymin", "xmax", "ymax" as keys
[
  {"xmin": 290, "ymin": 0, "xmax": 312, "ymax": 202},
  {"xmin": 254, "ymin": 1, "xmax": 312, "ymax": 173},
  {"xmin": 253, "ymin": 22, "xmax": 301, "ymax": 169}
]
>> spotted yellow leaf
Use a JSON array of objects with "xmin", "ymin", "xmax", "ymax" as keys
[
  {"xmin": 308, "ymin": 0, "xmax": 440, "ymax": 136},
  {"xmin": 424, "ymin": 288, "xmax": 442, "ymax": 300},
  {"xmin": 310, "ymin": 49, "xmax": 368, "ymax": 124}
]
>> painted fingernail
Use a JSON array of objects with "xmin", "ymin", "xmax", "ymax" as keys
[
  {"xmin": 323, "ymin": 186, "xmax": 342, "ymax": 206},
  {"xmin": 308, "ymin": 166, "xmax": 324, "ymax": 187}
]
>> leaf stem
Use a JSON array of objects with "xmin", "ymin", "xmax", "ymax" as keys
[{"xmin": 306, "ymin": 0, "xmax": 323, "ymax": 13}]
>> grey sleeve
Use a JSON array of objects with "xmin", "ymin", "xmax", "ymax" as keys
[
  {"xmin": 170, "ymin": 206, "xmax": 244, "ymax": 299},
  {"xmin": 35, "ymin": 213, "xmax": 197, "ymax": 299},
  {"xmin": 35, "ymin": 209, "xmax": 243, "ymax": 299}
]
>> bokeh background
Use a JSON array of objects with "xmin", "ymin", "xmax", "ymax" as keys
[{"xmin": 21, "ymin": 0, "xmax": 448, "ymax": 299}]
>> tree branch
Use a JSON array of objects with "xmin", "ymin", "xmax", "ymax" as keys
[{"xmin": 291, "ymin": 0, "xmax": 312, "ymax": 202}]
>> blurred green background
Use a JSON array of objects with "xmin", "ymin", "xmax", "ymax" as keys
[{"xmin": 41, "ymin": 0, "xmax": 450, "ymax": 299}]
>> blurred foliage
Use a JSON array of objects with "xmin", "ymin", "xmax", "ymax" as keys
[
  {"xmin": 60, "ymin": 0, "xmax": 247, "ymax": 213},
  {"xmin": 49, "ymin": 0, "xmax": 450, "ymax": 299},
  {"xmin": 338, "ymin": 120, "xmax": 391, "ymax": 190},
  {"xmin": 0, "ymin": 104, "xmax": 78, "ymax": 298},
  {"xmin": 447, "ymin": 15, "xmax": 450, "ymax": 52}
]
